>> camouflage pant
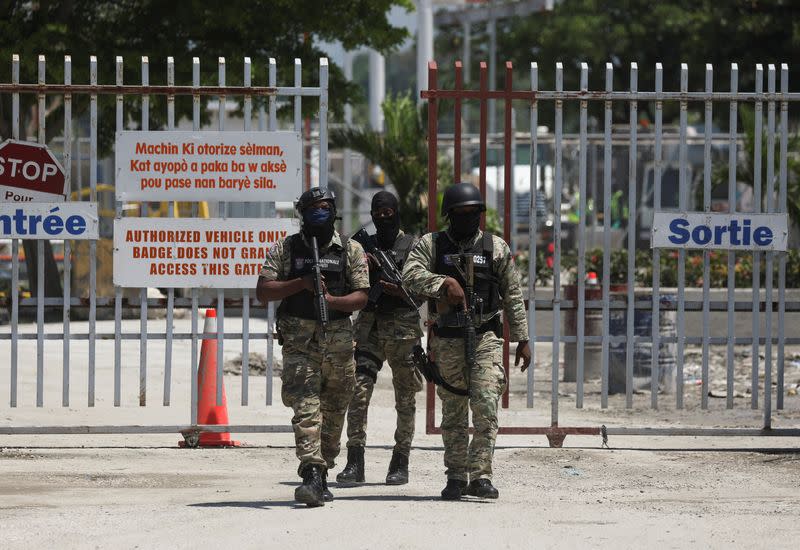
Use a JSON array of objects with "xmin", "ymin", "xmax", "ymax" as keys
[
  {"xmin": 430, "ymin": 330, "xmax": 507, "ymax": 482},
  {"xmin": 345, "ymin": 313, "xmax": 423, "ymax": 456},
  {"xmin": 279, "ymin": 316, "xmax": 356, "ymax": 476}
]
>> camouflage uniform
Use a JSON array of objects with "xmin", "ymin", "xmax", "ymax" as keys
[
  {"xmin": 259, "ymin": 231, "xmax": 369, "ymax": 475},
  {"xmin": 346, "ymin": 230, "xmax": 423, "ymax": 457},
  {"xmin": 401, "ymin": 229, "xmax": 528, "ymax": 482}
]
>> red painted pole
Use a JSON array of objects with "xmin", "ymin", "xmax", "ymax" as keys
[{"xmin": 454, "ymin": 61, "xmax": 462, "ymax": 184}]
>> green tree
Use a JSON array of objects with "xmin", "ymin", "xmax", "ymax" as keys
[
  {"xmin": 330, "ymin": 93, "xmax": 453, "ymax": 235},
  {"xmin": 498, "ymin": 0, "xmax": 800, "ymax": 125},
  {"xmin": 0, "ymin": 0, "xmax": 413, "ymax": 150}
]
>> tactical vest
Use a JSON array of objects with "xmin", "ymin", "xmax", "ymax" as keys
[
  {"xmin": 279, "ymin": 233, "xmax": 350, "ymax": 321},
  {"xmin": 370, "ymin": 232, "xmax": 417, "ymax": 313},
  {"xmin": 430, "ymin": 231, "xmax": 502, "ymax": 338}
]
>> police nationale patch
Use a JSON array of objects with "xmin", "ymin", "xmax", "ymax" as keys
[{"xmin": 294, "ymin": 257, "xmax": 306, "ymax": 270}]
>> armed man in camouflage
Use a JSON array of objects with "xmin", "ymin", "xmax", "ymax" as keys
[
  {"xmin": 401, "ymin": 183, "xmax": 531, "ymax": 501},
  {"xmin": 336, "ymin": 191, "xmax": 423, "ymax": 486},
  {"xmin": 256, "ymin": 187, "xmax": 369, "ymax": 507}
]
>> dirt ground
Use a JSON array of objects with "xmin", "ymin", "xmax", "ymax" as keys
[{"xmin": 1, "ymin": 319, "xmax": 799, "ymax": 549}]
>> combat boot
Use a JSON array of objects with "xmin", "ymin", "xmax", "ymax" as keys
[
  {"xmin": 336, "ymin": 446, "xmax": 365, "ymax": 484},
  {"xmin": 464, "ymin": 478, "xmax": 499, "ymax": 499},
  {"xmin": 385, "ymin": 451, "xmax": 409, "ymax": 485},
  {"xmin": 440, "ymin": 479, "xmax": 468, "ymax": 501},
  {"xmin": 322, "ymin": 470, "xmax": 334, "ymax": 502},
  {"xmin": 295, "ymin": 464, "xmax": 325, "ymax": 507}
]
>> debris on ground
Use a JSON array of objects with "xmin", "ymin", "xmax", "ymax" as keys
[{"xmin": 223, "ymin": 352, "xmax": 282, "ymax": 376}]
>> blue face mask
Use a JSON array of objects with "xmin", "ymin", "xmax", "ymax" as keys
[{"xmin": 304, "ymin": 207, "xmax": 332, "ymax": 226}]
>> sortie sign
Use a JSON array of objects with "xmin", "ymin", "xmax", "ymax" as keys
[
  {"xmin": 651, "ymin": 212, "xmax": 788, "ymax": 251},
  {"xmin": 0, "ymin": 139, "xmax": 67, "ymax": 202},
  {"xmin": 113, "ymin": 217, "xmax": 299, "ymax": 288},
  {"xmin": 114, "ymin": 131, "xmax": 302, "ymax": 202}
]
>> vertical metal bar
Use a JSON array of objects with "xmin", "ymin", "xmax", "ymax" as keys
[
  {"xmin": 676, "ymin": 63, "xmax": 688, "ymax": 410},
  {"xmin": 454, "ymin": 61, "xmax": 462, "ymax": 184},
  {"xmin": 651, "ymin": 63, "xmax": 663, "ymax": 410},
  {"xmin": 752, "ymin": 64, "xmax": 764, "ymax": 409},
  {"xmin": 63, "ymin": 55, "xmax": 73, "ymax": 407},
  {"xmin": 526, "ymin": 62, "xmax": 538, "ymax": 408},
  {"xmin": 217, "ymin": 56, "xmax": 226, "ymax": 407},
  {"xmin": 36, "ymin": 55, "xmax": 46, "ymax": 407},
  {"xmin": 266, "ymin": 58, "xmax": 277, "ymax": 405},
  {"xmin": 601, "ymin": 63, "xmax": 613, "ymax": 409},
  {"xmin": 625, "ymin": 63, "xmax": 638, "ymax": 409},
  {"xmin": 88, "ymin": 55, "xmax": 98, "ymax": 407},
  {"xmin": 241, "ymin": 56, "xmax": 252, "ymax": 407},
  {"xmin": 777, "ymin": 64, "xmax": 788, "ymax": 410},
  {"xmin": 764, "ymin": 65, "xmax": 776, "ymax": 429},
  {"xmin": 479, "ymin": 61, "xmax": 488, "ymax": 199},
  {"xmin": 191, "ymin": 57, "xmax": 200, "ymax": 423},
  {"xmin": 114, "ymin": 56, "xmax": 124, "ymax": 407},
  {"xmin": 10, "ymin": 54, "xmax": 19, "ymax": 408},
  {"xmin": 426, "ymin": 61, "xmax": 439, "ymax": 432},
  {"xmin": 319, "ymin": 58, "xmax": 329, "ymax": 190},
  {"xmin": 551, "ymin": 62, "xmax": 563, "ymax": 426},
  {"xmin": 726, "ymin": 64, "xmax": 738, "ymax": 409},
  {"xmin": 502, "ymin": 61, "xmax": 513, "ymax": 409},
  {"xmin": 164, "ymin": 56, "xmax": 175, "ymax": 406},
  {"xmin": 139, "ymin": 56, "xmax": 149, "ymax": 407},
  {"xmin": 294, "ymin": 59, "xmax": 302, "ymax": 189},
  {"xmin": 701, "ymin": 64, "xmax": 713, "ymax": 410},
  {"xmin": 576, "ymin": 63, "xmax": 588, "ymax": 408}
]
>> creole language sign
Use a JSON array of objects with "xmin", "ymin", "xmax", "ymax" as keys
[
  {"xmin": 113, "ymin": 217, "xmax": 299, "ymax": 288},
  {"xmin": 0, "ymin": 139, "xmax": 67, "ymax": 202},
  {"xmin": 0, "ymin": 203, "xmax": 98, "ymax": 239},
  {"xmin": 114, "ymin": 131, "xmax": 302, "ymax": 202},
  {"xmin": 651, "ymin": 212, "xmax": 788, "ymax": 251}
]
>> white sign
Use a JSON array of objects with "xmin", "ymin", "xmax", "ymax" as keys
[
  {"xmin": 0, "ymin": 203, "xmax": 98, "ymax": 239},
  {"xmin": 114, "ymin": 217, "xmax": 299, "ymax": 288},
  {"xmin": 651, "ymin": 212, "xmax": 788, "ymax": 251},
  {"xmin": 114, "ymin": 131, "xmax": 302, "ymax": 202}
]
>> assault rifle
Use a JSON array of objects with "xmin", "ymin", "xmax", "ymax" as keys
[
  {"xmin": 443, "ymin": 253, "xmax": 481, "ymax": 371},
  {"xmin": 310, "ymin": 236, "xmax": 329, "ymax": 338},
  {"xmin": 352, "ymin": 227, "xmax": 419, "ymax": 310},
  {"xmin": 411, "ymin": 345, "xmax": 469, "ymax": 396}
]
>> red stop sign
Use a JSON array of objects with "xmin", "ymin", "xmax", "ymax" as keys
[{"xmin": 0, "ymin": 139, "xmax": 66, "ymax": 200}]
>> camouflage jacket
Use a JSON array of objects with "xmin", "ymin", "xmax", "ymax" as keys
[
  {"xmin": 401, "ymin": 229, "xmax": 529, "ymax": 342},
  {"xmin": 259, "ymin": 230, "xmax": 370, "ymax": 334}
]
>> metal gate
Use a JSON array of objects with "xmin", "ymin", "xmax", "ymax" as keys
[
  {"xmin": 422, "ymin": 60, "xmax": 800, "ymax": 445},
  {"xmin": 0, "ymin": 54, "xmax": 328, "ymax": 439}
]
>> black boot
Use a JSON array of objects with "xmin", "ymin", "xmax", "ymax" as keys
[
  {"xmin": 322, "ymin": 470, "xmax": 334, "ymax": 502},
  {"xmin": 464, "ymin": 478, "xmax": 499, "ymax": 499},
  {"xmin": 385, "ymin": 451, "xmax": 409, "ymax": 485},
  {"xmin": 440, "ymin": 479, "xmax": 468, "ymax": 501},
  {"xmin": 295, "ymin": 464, "xmax": 325, "ymax": 507},
  {"xmin": 336, "ymin": 446, "xmax": 365, "ymax": 484}
]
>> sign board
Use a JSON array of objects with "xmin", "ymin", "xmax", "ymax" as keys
[
  {"xmin": 114, "ymin": 131, "xmax": 302, "ymax": 202},
  {"xmin": 113, "ymin": 217, "xmax": 299, "ymax": 288},
  {"xmin": 651, "ymin": 212, "xmax": 788, "ymax": 251},
  {"xmin": 0, "ymin": 203, "xmax": 98, "ymax": 239},
  {"xmin": 0, "ymin": 139, "xmax": 67, "ymax": 202}
]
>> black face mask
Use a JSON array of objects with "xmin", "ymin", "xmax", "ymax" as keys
[
  {"xmin": 373, "ymin": 214, "xmax": 400, "ymax": 248},
  {"xmin": 302, "ymin": 207, "xmax": 335, "ymax": 245},
  {"xmin": 448, "ymin": 210, "xmax": 481, "ymax": 241}
]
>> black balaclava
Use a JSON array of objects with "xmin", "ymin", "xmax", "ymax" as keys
[
  {"xmin": 448, "ymin": 209, "xmax": 481, "ymax": 241},
  {"xmin": 302, "ymin": 201, "xmax": 336, "ymax": 245},
  {"xmin": 371, "ymin": 191, "xmax": 400, "ymax": 248}
]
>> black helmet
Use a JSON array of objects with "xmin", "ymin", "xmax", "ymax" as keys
[
  {"xmin": 441, "ymin": 183, "xmax": 485, "ymax": 216},
  {"xmin": 296, "ymin": 187, "xmax": 336, "ymax": 213}
]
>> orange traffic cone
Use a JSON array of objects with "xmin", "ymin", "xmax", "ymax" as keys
[{"xmin": 181, "ymin": 308, "xmax": 240, "ymax": 447}]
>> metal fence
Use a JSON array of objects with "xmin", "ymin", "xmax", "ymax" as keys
[
  {"xmin": 423, "ymin": 60, "xmax": 800, "ymax": 445},
  {"xmin": 0, "ymin": 54, "xmax": 328, "ymax": 439}
]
